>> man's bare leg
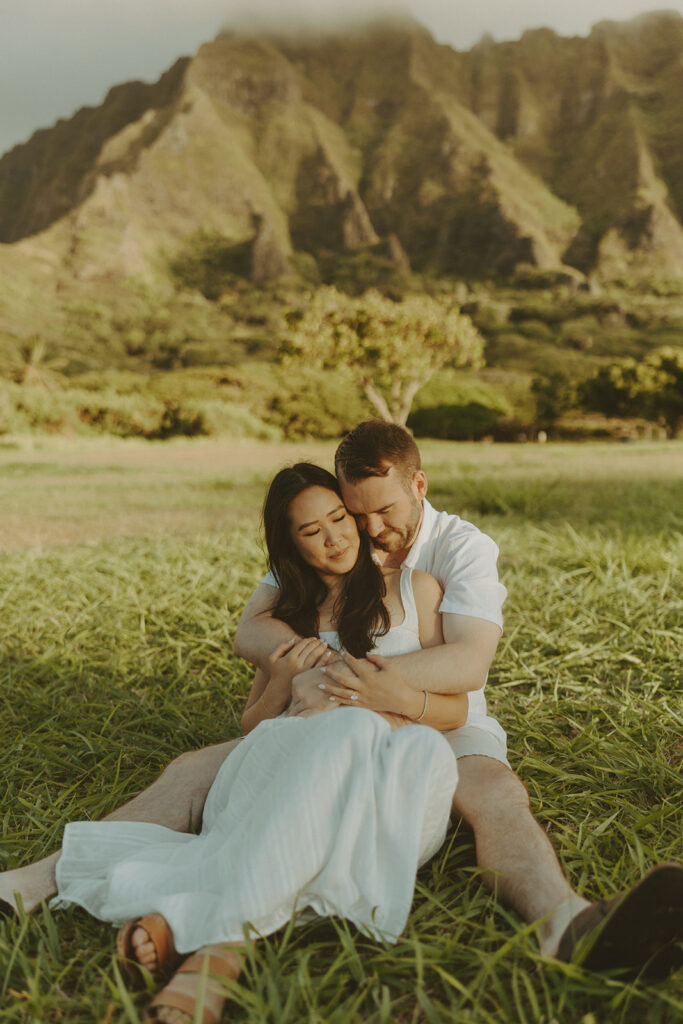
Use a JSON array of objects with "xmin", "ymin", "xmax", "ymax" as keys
[
  {"xmin": 451, "ymin": 756, "xmax": 589, "ymax": 956},
  {"xmin": 0, "ymin": 738, "xmax": 241, "ymax": 915}
]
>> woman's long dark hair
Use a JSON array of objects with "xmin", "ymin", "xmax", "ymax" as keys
[{"xmin": 263, "ymin": 463, "xmax": 389, "ymax": 657}]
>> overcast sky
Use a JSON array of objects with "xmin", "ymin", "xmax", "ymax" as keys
[{"xmin": 2, "ymin": 1, "xmax": 682, "ymax": 156}]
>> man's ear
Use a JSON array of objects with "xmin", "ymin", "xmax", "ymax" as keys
[{"xmin": 413, "ymin": 470, "xmax": 428, "ymax": 499}]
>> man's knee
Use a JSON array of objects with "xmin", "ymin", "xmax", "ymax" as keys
[
  {"xmin": 159, "ymin": 748, "xmax": 201, "ymax": 785},
  {"xmin": 152, "ymin": 750, "xmax": 207, "ymax": 827},
  {"xmin": 155, "ymin": 740, "xmax": 239, "ymax": 831},
  {"xmin": 161, "ymin": 740, "xmax": 239, "ymax": 792},
  {"xmin": 452, "ymin": 755, "xmax": 530, "ymax": 825}
]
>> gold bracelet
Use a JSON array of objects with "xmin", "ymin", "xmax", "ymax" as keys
[{"xmin": 413, "ymin": 689, "xmax": 429, "ymax": 723}]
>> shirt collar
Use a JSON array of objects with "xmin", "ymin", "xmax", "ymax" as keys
[{"xmin": 403, "ymin": 498, "xmax": 438, "ymax": 567}]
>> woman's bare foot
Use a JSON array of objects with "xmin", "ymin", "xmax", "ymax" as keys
[
  {"xmin": 117, "ymin": 912, "xmax": 179, "ymax": 989},
  {"xmin": 145, "ymin": 944, "xmax": 244, "ymax": 1024},
  {"xmin": 131, "ymin": 923, "xmax": 160, "ymax": 972}
]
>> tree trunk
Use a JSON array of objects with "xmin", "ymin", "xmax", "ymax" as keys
[
  {"xmin": 395, "ymin": 374, "xmax": 433, "ymax": 426},
  {"xmin": 364, "ymin": 373, "xmax": 435, "ymax": 425},
  {"xmin": 363, "ymin": 381, "xmax": 393, "ymax": 421}
]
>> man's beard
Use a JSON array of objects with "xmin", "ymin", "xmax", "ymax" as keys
[{"xmin": 371, "ymin": 498, "xmax": 422, "ymax": 553}]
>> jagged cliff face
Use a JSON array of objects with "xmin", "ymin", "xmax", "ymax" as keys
[
  {"xmin": 277, "ymin": 24, "xmax": 578, "ymax": 275},
  {"xmin": 457, "ymin": 12, "xmax": 683, "ymax": 276},
  {"xmin": 1, "ymin": 11, "xmax": 682, "ymax": 292}
]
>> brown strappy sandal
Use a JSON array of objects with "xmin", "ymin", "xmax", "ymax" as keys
[
  {"xmin": 116, "ymin": 912, "xmax": 180, "ymax": 989},
  {"xmin": 144, "ymin": 947, "xmax": 244, "ymax": 1024}
]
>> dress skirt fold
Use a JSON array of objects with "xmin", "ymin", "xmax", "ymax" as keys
[{"xmin": 55, "ymin": 708, "xmax": 457, "ymax": 951}]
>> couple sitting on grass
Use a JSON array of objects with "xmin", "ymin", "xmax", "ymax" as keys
[{"xmin": 2, "ymin": 420, "xmax": 682, "ymax": 1022}]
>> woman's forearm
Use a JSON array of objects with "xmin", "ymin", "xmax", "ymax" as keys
[
  {"xmin": 241, "ymin": 672, "xmax": 291, "ymax": 734},
  {"xmin": 241, "ymin": 635, "xmax": 336, "ymax": 733},
  {"xmin": 241, "ymin": 692, "xmax": 282, "ymax": 733}
]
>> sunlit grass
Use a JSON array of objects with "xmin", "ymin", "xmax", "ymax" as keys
[{"xmin": 1, "ymin": 439, "xmax": 681, "ymax": 1021}]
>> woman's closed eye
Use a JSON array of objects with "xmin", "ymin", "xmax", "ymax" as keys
[
  {"xmin": 303, "ymin": 513, "xmax": 346, "ymax": 536},
  {"xmin": 303, "ymin": 517, "xmax": 345, "ymax": 536}
]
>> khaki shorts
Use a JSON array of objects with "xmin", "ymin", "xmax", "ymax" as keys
[{"xmin": 441, "ymin": 724, "xmax": 510, "ymax": 768}]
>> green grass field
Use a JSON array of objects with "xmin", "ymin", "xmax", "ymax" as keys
[{"xmin": 1, "ymin": 437, "xmax": 682, "ymax": 1023}]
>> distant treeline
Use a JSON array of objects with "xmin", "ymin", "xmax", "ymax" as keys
[{"xmin": 1, "ymin": 345, "xmax": 681, "ymax": 442}]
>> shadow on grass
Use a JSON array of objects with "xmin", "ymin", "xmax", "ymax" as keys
[{"xmin": 0, "ymin": 642, "xmax": 246, "ymax": 871}]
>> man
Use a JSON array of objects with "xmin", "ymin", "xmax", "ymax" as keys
[
  {"xmin": 2, "ymin": 421, "xmax": 681, "ymax": 978},
  {"xmin": 236, "ymin": 420, "xmax": 682, "ymax": 976}
]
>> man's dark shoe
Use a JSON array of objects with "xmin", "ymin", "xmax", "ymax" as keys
[{"xmin": 557, "ymin": 863, "xmax": 683, "ymax": 979}]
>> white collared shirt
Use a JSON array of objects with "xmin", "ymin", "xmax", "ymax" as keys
[
  {"xmin": 401, "ymin": 499, "xmax": 506, "ymax": 629},
  {"xmin": 401, "ymin": 500, "xmax": 506, "ymax": 739}
]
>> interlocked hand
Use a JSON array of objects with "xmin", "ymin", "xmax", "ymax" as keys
[{"xmin": 317, "ymin": 651, "xmax": 420, "ymax": 719}]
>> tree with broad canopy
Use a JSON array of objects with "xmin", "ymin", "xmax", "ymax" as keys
[{"xmin": 281, "ymin": 287, "xmax": 484, "ymax": 426}]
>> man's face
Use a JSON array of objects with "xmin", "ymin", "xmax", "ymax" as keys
[{"xmin": 338, "ymin": 465, "xmax": 427, "ymax": 555}]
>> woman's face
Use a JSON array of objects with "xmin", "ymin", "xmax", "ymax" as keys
[{"xmin": 288, "ymin": 486, "xmax": 360, "ymax": 579}]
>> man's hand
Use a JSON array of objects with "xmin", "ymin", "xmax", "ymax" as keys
[{"xmin": 316, "ymin": 652, "xmax": 424, "ymax": 720}]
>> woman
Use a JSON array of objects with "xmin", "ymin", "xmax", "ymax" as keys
[{"xmin": 55, "ymin": 464, "xmax": 467, "ymax": 1023}]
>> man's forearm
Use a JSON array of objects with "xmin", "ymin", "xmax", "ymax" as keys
[
  {"xmin": 234, "ymin": 613, "xmax": 298, "ymax": 672},
  {"xmin": 385, "ymin": 643, "xmax": 492, "ymax": 694}
]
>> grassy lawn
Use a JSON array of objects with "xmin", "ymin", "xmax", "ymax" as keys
[{"xmin": 1, "ymin": 437, "xmax": 682, "ymax": 1022}]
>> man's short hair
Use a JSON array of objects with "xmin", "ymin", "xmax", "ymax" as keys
[{"xmin": 335, "ymin": 420, "xmax": 421, "ymax": 484}]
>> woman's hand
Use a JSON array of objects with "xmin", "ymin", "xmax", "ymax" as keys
[
  {"xmin": 242, "ymin": 639, "xmax": 335, "ymax": 734},
  {"xmin": 284, "ymin": 654, "xmax": 343, "ymax": 717},
  {"xmin": 318, "ymin": 651, "xmax": 425, "ymax": 720},
  {"xmin": 267, "ymin": 637, "xmax": 331, "ymax": 693}
]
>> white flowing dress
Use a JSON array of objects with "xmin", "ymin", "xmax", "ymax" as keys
[{"xmin": 54, "ymin": 569, "xmax": 458, "ymax": 950}]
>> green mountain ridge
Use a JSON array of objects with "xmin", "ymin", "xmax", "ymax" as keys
[
  {"xmin": 458, "ymin": 12, "xmax": 683, "ymax": 275},
  {"xmin": 1, "ymin": 12, "xmax": 683, "ymax": 375}
]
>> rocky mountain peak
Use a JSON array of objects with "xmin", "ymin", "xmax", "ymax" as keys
[{"xmin": 1, "ymin": 11, "xmax": 682, "ymax": 289}]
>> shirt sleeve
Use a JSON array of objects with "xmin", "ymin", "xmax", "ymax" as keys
[
  {"xmin": 438, "ymin": 532, "xmax": 507, "ymax": 629},
  {"xmin": 261, "ymin": 570, "xmax": 279, "ymax": 588}
]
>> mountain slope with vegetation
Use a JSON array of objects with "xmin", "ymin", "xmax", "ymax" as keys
[
  {"xmin": 457, "ymin": 12, "xmax": 683, "ymax": 278},
  {"xmin": 4, "ymin": 13, "xmax": 683, "ymax": 289},
  {"xmin": 0, "ymin": 12, "xmax": 682, "ymax": 440}
]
